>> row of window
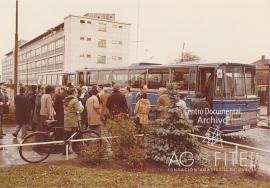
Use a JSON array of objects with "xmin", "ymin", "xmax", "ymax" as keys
[
  {"xmin": 18, "ymin": 55, "xmax": 64, "ymax": 74},
  {"xmin": 80, "ymin": 20, "xmax": 124, "ymax": 32},
  {"xmin": 80, "ymin": 38, "xmax": 123, "ymax": 48},
  {"xmin": 78, "ymin": 68, "xmax": 194, "ymax": 90},
  {"xmin": 18, "ymin": 38, "xmax": 64, "ymax": 61}
]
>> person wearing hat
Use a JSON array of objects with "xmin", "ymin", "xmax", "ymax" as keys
[
  {"xmin": 0, "ymin": 82, "xmax": 9, "ymax": 137},
  {"xmin": 106, "ymin": 84, "xmax": 128, "ymax": 116},
  {"xmin": 154, "ymin": 87, "xmax": 170, "ymax": 119}
]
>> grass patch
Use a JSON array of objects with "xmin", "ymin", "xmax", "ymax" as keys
[{"xmin": 0, "ymin": 163, "xmax": 270, "ymax": 188}]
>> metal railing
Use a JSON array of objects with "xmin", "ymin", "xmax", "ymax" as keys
[{"xmin": 0, "ymin": 133, "xmax": 269, "ymax": 164}]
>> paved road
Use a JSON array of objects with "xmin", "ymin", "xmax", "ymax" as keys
[{"xmin": 0, "ymin": 126, "xmax": 76, "ymax": 167}]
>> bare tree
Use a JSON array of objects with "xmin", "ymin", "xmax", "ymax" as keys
[{"xmin": 175, "ymin": 52, "xmax": 200, "ymax": 63}]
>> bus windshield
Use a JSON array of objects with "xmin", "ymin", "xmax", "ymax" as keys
[{"xmin": 225, "ymin": 66, "xmax": 255, "ymax": 98}]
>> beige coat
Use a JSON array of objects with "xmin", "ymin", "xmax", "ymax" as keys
[
  {"xmin": 63, "ymin": 95, "xmax": 84, "ymax": 130},
  {"xmin": 99, "ymin": 91, "xmax": 110, "ymax": 115},
  {"xmin": 40, "ymin": 94, "xmax": 55, "ymax": 117},
  {"xmin": 156, "ymin": 94, "xmax": 170, "ymax": 119},
  {"xmin": 134, "ymin": 98, "xmax": 151, "ymax": 124},
  {"xmin": 86, "ymin": 95, "xmax": 102, "ymax": 126}
]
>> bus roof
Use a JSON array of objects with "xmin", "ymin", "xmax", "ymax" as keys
[{"xmin": 77, "ymin": 62, "xmax": 255, "ymax": 72}]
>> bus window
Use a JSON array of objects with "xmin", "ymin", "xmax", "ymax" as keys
[
  {"xmin": 86, "ymin": 72, "xmax": 91, "ymax": 86},
  {"xmin": 189, "ymin": 71, "xmax": 196, "ymax": 94},
  {"xmin": 172, "ymin": 68, "xmax": 189, "ymax": 91},
  {"xmin": 215, "ymin": 69, "xmax": 224, "ymax": 98},
  {"xmin": 89, "ymin": 71, "xmax": 98, "ymax": 86},
  {"xmin": 47, "ymin": 75, "xmax": 52, "ymax": 85},
  {"xmin": 113, "ymin": 70, "xmax": 128, "ymax": 86},
  {"xmin": 69, "ymin": 74, "xmax": 76, "ymax": 85},
  {"xmin": 52, "ymin": 74, "xmax": 57, "ymax": 85},
  {"xmin": 78, "ymin": 72, "xmax": 84, "ymax": 85},
  {"xmin": 225, "ymin": 66, "xmax": 245, "ymax": 97},
  {"xmin": 129, "ymin": 69, "xmax": 147, "ymax": 88},
  {"xmin": 245, "ymin": 67, "xmax": 256, "ymax": 97},
  {"xmin": 98, "ymin": 71, "xmax": 112, "ymax": 86},
  {"xmin": 148, "ymin": 69, "xmax": 169, "ymax": 89}
]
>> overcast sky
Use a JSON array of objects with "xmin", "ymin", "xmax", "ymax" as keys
[{"xmin": 1, "ymin": 0, "xmax": 270, "ymax": 65}]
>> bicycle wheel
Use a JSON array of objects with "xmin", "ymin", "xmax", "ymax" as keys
[
  {"xmin": 72, "ymin": 130, "xmax": 102, "ymax": 155},
  {"xmin": 19, "ymin": 132, "xmax": 52, "ymax": 163}
]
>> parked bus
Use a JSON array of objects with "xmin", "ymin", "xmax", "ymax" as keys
[{"xmin": 77, "ymin": 62, "xmax": 259, "ymax": 133}]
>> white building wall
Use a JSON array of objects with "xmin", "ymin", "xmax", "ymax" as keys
[{"xmin": 64, "ymin": 15, "xmax": 130, "ymax": 72}]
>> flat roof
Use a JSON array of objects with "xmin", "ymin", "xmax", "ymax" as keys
[{"xmin": 77, "ymin": 62, "xmax": 255, "ymax": 72}]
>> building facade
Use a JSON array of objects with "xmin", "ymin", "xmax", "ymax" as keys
[{"xmin": 1, "ymin": 13, "xmax": 131, "ymax": 85}]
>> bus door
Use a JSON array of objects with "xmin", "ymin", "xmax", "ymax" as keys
[{"xmin": 197, "ymin": 67, "xmax": 215, "ymax": 106}]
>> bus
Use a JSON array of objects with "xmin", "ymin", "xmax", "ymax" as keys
[
  {"xmin": 37, "ymin": 72, "xmax": 76, "ymax": 86},
  {"xmin": 76, "ymin": 62, "xmax": 259, "ymax": 133}
]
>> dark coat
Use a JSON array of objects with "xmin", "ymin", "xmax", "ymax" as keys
[
  {"xmin": 54, "ymin": 92, "xmax": 68, "ymax": 126},
  {"xmin": 0, "ymin": 90, "xmax": 8, "ymax": 115},
  {"xmin": 15, "ymin": 94, "xmax": 31, "ymax": 124},
  {"xmin": 106, "ymin": 91, "xmax": 128, "ymax": 115},
  {"xmin": 32, "ymin": 93, "xmax": 42, "ymax": 124}
]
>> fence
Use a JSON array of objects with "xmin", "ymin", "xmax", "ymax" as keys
[{"xmin": 0, "ymin": 133, "xmax": 269, "ymax": 164}]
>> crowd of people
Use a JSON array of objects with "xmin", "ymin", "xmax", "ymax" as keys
[
  {"xmin": 0, "ymin": 81, "xmax": 211, "ymax": 145},
  {"xmin": 9, "ymin": 83, "xmax": 177, "ymax": 141}
]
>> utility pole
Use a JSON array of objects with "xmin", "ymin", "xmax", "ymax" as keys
[
  {"xmin": 14, "ymin": 0, "xmax": 18, "ymax": 95},
  {"xmin": 135, "ymin": 0, "xmax": 140, "ymax": 64},
  {"xmin": 267, "ymin": 64, "xmax": 270, "ymax": 117},
  {"xmin": 181, "ymin": 42, "xmax": 185, "ymax": 63}
]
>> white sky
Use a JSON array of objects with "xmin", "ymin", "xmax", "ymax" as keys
[{"xmin": 1, "ymin": 0, "xmax": 270, "ymax": 66}]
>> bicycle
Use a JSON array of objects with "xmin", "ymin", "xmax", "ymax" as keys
[{"xmin": 19, "ymin": 120, "xmax": 102, "ymax": 163}]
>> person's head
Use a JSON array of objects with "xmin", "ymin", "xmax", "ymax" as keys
[
  {"xmin": 91, "ymin": 89, "xmax": 98, "ymax": 96},
  {"xmin": 54, "ymin": 87, "xmax": 61, "ymax": 95},
  {"xmin": 60, "ymin": 86, "xmax": 66, "ymax": 94},
  {"xmin": 68, "ymin": 87, "xmax": 78, "ymax": 96},
  {"xmin": 31, "ymin": 85, "xmax": 37, "ymax": 92},
  {"xmin": 195, "ymin": 92, "xmax": 203, "ymax": 99},
  {"xmin": 45, "ymin": 85, "xmax": 53, "ymax": 94},
  {"xmin": 19, "ymin": 86, "xmax": 26, "ymax": 94},
  {"xmin": 81, "ymin": 86, "xmax": 88, "ymax": 93},
  {"xmin": 126, "ymin": 86, "xmax": 131, "ymax": 92},
  {"xmin": 40, "ymin": 86, "xmax": 45, "ymax": 94},
  {"xmin": 140, "ymin": 93, "xmax": 147, "ymax": 99},
  {"xmin": 113, "ymin": 84, "xmax": 120, "ymax": 92},
  {"xmin": 140, "ymin": 85, "xmax": 148, "ymax": 93},
  {"xmin": 158, "ymin": 87, "xmax": 167, "ymax": 95},
  {"xmin": 179, "ymin": 94, "xmax": 186, "ymax": 100},
  {"xmin": 0, "ymin": 83, "xmax": 6, "ymax": 90}
]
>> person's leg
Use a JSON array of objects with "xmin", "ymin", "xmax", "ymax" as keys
[
  {"xmin": 21, "ymin": 124, "xmax": 28, "ymax": 138},
  {"xmin": 12, "ymin": 124, "xmax": 22, "ymax": 137},
  {"xmin": 0, "ymin": 114, "xmax": 5, "ymax": 136}
]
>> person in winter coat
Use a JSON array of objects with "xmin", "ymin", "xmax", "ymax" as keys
[
  {"xmin": 134, "ymin": 93, "xmax": 151, "ymax": 125},
  {"xmin": 12, "ymin": 87, "xmax": 31, "ymax": 138},
  {"xmin": 125, "ymin": 86, "xmax": 133, "ymax": 116},
  {"xmin": 86, "ymin": 89, "xmax": 101, "ymax": 134},
  {"xmin": 32, "ymin": 85, "xmax": 45, "ymax": 131},
  {"xmin": 155, "ymin": 87, "xmax": 170, "ymax": 119},
  {"xmin": 0, "ymin": 82, "xmax": 9, "ymax": 137},
  {"xmin": 106, "ymin": 84, "xmax": 128, "ymax": 116},
  {"xmin": 53, "ymin": 87, "xmax": 68, "ymax": 140},
  {"xmin": 98, "ymin": 87, "xmax": 110, "ymax": 121},
  {"xmin": 63, "ymin": 88, "xmax": 84, "ymax": 136},
  {"xmin": 40, "ymin": 85, "xmax": 55, "ymax": 131},
  {"xmin": 26, "ymin": 85, "xmax": 37, "ymax": 131}
]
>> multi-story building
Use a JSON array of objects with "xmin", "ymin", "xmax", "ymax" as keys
[{"xmin": 1, "ymin": 13, "xmax": 131, "ymax": 85}]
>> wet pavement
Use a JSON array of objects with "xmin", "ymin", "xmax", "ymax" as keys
[{"xmin": 0, "ymin": 126, "xmax": 76, "ymax": 168}]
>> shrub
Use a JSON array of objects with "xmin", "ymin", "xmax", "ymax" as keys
[
  {"xmin": 106, "ymin": 115, "xmax": 145, "ymax": 168},
  {"xmin": 80, "ymin": 144, "xmax": 107, "ymax": 165},
  {"xmin": 146, "ymin": 83, "xmax": 201, "ymax": 166}
]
